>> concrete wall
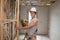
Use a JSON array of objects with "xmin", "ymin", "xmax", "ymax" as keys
[
  {"xmin": 49, "ymin": 0, "xmax": 60, "ymax": 40},
  {"xmin": 20, "ymin": 6, "xmax": 49, "ymax": 34},
  {"xmin": 37, "ymin": 6, "xmax": 49, "ymax": 34}
]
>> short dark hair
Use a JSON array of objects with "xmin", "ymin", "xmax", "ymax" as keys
[
  {"xmin": 34, "ymin": 12, "xmax": 37, "ymax": 14},
  {"xmin": 30, "ymin": 11, "xmax": 37, "ymax": 14}
]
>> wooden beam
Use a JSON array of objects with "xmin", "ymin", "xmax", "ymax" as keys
[
  {"xmin": 30, "ymin": 0, "xmax": 32, "ymax": 6},
  {"xmin": 0, "ymin": 0, "xmax": 4, "ymax": 40},
  {"xmin": 23, "ymin": 0, "xmax": 26, "ymax": 5},
  {"xmin": 0, "ymin": 0, "xmax": 1, "ymax": 40},
  {"xmin": 16, "ymin": 0, "xmax": 20, "ymax": 40}
]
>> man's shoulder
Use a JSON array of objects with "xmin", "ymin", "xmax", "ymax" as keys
[{"xmin": 32, "ymin": 18, "xmax": 38, "ymax": 21}]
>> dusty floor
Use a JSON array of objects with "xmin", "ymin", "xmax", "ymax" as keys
[{"xmin": 19, "ymin": 34, "xmax": 50, "ymax": 40}]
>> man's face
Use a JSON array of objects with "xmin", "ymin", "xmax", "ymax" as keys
[{"xmin": 30, "ymin": 11, "xmax": 35, "ymax": 17}]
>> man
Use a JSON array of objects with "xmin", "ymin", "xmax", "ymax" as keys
[{"xmin": 17, "ymin": 7, "xmax": 38, "ymax": 40}]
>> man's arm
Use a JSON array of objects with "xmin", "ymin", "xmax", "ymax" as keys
[{"xmin": 17, "ymin": 20, "xmax": 38, "ymax": 30}]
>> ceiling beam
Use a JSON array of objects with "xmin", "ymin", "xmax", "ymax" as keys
[{"xmin": 20, "ymin": 0, "xmax": 55, "ymax": 6}]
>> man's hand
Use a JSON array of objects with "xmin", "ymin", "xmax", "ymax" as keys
[
  {"xmin": 15, "ymin": 25, "xmax": 22, "ymax": 30},
  {"xmin": 14, "ymin": 20, "xmax": 22, "ymax": 30}
]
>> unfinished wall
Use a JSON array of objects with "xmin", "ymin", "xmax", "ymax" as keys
[
  {"xmin": 20, "ymin": 6, "xmax": 49, "ymax": 34},
  {"xmin": 37, "ymin": 6, "xmax": 49, "ymax": 34},
  {"xmin": 49, "ymin": 0, "xmax": 60, "ymax": 40}
]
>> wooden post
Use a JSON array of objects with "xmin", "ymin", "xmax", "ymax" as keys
[
  {"xmin": 30, "ymin": 0, "xmax": 32, "ymax": 6},
  {"xmin": 0, "ymin": 0, "xmax": 4, "ymax": 40},
  {"xmin": 23, "ymin": 0, "xmax": 26, "ymax": 6},
  {"xmin": 16, "ymin": 0, "xmax": 20, "ymax": 40},
  {"xmin": 0, "ymin": 0, "xmax": 1, "ymax": 40}
]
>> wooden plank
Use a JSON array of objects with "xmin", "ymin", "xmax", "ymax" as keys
[
  {"xmin": 15, "ymin": 0, "xmax": 20, "ymax": 40},
  {"xmin": 30, "ymin": 0, "xmax": 32, "ymax": 6},
  {"xmin": 0, "ymin": 0, "xmax": 1, "ymax": 40},
  {"xmin": 23, "ymin": 0, "xmax": 26, "ymax": 6},
  {"xmin": 0, "ymin": 0, "xmax": 4, "ymax": 40}
]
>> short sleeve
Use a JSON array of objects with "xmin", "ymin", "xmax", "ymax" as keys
[{"xmin": 32, "ymin": 18, "xmax": 38, "ymax": 22}]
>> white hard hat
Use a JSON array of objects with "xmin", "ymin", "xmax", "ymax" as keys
[{"xmin": 30, "ymin": 7, "xmax": 37, "ymax": 12}]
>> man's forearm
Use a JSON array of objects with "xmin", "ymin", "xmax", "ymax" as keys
[{"xmin": 21, "ymin": 26, "xmax": 30, "ymax": 30}]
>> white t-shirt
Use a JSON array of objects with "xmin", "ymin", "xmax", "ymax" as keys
[{"xmin": 27, "ymin": 18, "xmax": 38, "ymax": 35}]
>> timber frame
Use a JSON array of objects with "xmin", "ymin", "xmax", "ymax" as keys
[{"xmin": 0, "ymin": 0, "xmax": 20, "ymax": 40}]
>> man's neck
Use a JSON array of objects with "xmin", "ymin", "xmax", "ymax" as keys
[{"xmin": 32, "ymin": 15, "xmax": 36, "ymax": 19}]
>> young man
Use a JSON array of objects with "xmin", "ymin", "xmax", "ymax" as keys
[{"xmin": 17, "ymin": 7, "xmax": 38, "ymax": 40}]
